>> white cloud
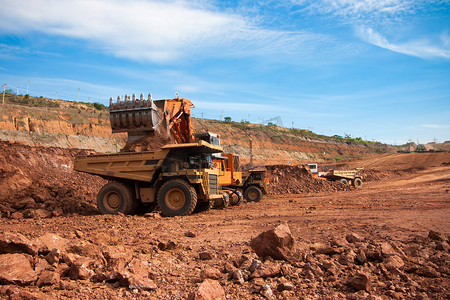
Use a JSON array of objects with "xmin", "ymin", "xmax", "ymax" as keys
[
  {"xmin": 294, "ymin": 0, "xmax": 416, "ymax": 18},
  {"xmin": 358, "ymin": 26, "xmax": 450, "ymax": 59},
  {"xmin": 0, "ymin": 43, "xmax": 21, "ymax": 59},
  {"xmin": 0, "ymin": 0, "xmax": 329, "ymax": 63}
]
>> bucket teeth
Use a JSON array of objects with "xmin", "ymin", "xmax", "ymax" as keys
[{"xmin": 109, "ymin": 92, "xmax": 163, "ymax": 134}]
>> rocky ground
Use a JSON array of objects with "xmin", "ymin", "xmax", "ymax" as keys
[{"xmin": 0, "ymin": 141, "xmax": 449, "ymax": 299}]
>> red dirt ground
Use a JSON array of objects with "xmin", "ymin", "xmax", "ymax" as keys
[{"xmin": 0, "ymin": 142, "xmax": 449, "ymax": 299}]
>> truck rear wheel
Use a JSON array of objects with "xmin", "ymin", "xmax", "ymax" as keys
[
  {"xmin": 157, "ymin": 179, "xmax": 197, "ymax": 216},
  {"xmin": 353, "ymin": 178, "xmax": 363, "ymax": 189},
  {"xmin": 244, "ymin": 186, "xmax": 262, "ymax": 202},
  {"xmin": 97, "ymin": 182, "xmax": 136, "ymax": 215}
]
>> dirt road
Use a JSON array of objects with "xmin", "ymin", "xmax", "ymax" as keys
[{"xmin": 0, "ymin": 147, "xmax": 449, "ymax": 299}]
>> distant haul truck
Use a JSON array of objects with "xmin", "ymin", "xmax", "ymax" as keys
[
  {"xmin": 74, "ymin": 141, "xmax": 224, "ymax": 216},
  {"xmin": 308, "ymin": 164, "xmax": 363, "ymax": 188}
]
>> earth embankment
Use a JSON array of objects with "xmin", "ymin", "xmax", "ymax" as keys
[{"xmin": 1, "ymin": 98, "xmax": 394, "ymax": 164}]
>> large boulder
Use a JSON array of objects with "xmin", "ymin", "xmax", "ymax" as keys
[
  {"xmin": 189, "ymin": 279, "xmax": 225, "ymax": 300},
  {"xmin": 250, "ymin": 223, "xmax": 294, "ymax": 260},
  {"xmin": 0, "ymin": 232, "xmax": 38, "ymax": 255},
  {"xmin": 0, "ymin": 253, "xmax": 37, "ymax": 285}
]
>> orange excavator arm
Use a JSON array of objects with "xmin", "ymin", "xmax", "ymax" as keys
[{"xmin": 164, "ymin": 98, "xmax": 194, "ymax": 144}]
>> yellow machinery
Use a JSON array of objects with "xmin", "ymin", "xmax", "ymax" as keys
[
  {"xmin": 308, "ymin": 164, "xmax": 363, "ymax": 188},
  {"xmin": 195, "ymin": 132, "xmax": 268, "ymax": 205},
  {"xmin": 74, "ymin": 141, "xmax": 224, "ymax": 216},
  {"xmin": 75, "ymin": 93, "xmax": 268, "ymax": 215}
]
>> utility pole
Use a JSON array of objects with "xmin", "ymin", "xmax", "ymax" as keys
[
  {"xmin": 249, "ymin": 138, "xmax": 253, "ymax": 165},
  {"xmin": 2, "ymin": 83, "xmax": 6, "ymax": 105},
  {"xmin": 26, "ymin": 80, "xmax": 29, "ymax": 94},
  {"xmin": 77, "ymin": 88, "xmax": 80, "ymax": 102}
]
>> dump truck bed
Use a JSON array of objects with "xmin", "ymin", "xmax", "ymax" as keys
[
  {"xmin": 74, "ymin": 149, "xmax": 169, "ymax": 182},
  {"xmin": 322, "ymin": 169, "xmax": 362, "ymax": 180},
  {"xmin": 74, "ymin": 140, "xmax": 223, "ymax": 182}
]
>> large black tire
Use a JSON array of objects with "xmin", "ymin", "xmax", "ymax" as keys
[
  {"xmin": 157, "ymin": 179, "xmax": 197, "ymax": 216},
  {"xmin": 353, "ymin": 178, "xmax": 363, "ymax": 189},
  {"xmin": 213, "ymin": 192, "xmax": 230, "ymax": 209},
  {"xmin": 339, "ymin": 178, "xmax": 349, "ymax": 186},
  {"xmin": 97, "ymin": 182, "xmax": 136, "ymax": 215},
  {"xmin": 244, "ymin": 186, "xmax": 263, "ymax": 202},
  {"xmin": 193, "ymin": 198, "xmax": 213, "ymax": 213},
  {"xmin": 229, "ymin": 190, "xmax": 243, "ymax": 206},
  {"xmin": 222, "ymin": 192, "xmax": 230, "ymax": 208}
]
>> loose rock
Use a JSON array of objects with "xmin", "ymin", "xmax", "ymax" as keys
[
  {"xmin": 0, "ymin": 253, "xmax": 37, "ymax": 285},
  {"xmin": 250, "ymin": 223, "xmax": 294, "ymax": 260},
  {"xmin": 348, "ymin": 272, "xmax": 371, "ymax": 291},
  {"xmin": 0, "ymin": 232, "xmax": 38, "ymax": 255},
  {"xmin": 189, "ymin": 279, "xmax": 225, "ymax": 300}
]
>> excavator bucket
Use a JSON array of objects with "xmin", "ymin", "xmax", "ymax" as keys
[
  {"xmin": 109, "ymin": 93, "xmax": 194, "ymax": 144},
  {"xmin": 109, "ymin": 93, "xmax": 163, "ymax": 134}
]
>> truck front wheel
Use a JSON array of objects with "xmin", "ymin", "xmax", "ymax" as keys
[
  {"xmin": 157, "ymin": 180, "xmax": 197, "ymax": 216},
  {"xmin": 244, "ymin": 186, "xmax": 263, "ymax": 202},
  {"xmin": 353, "ymin": 178, "xmax": 363, "ymax": 189},
  {"xmin": 97, "ymin": 182, "xmax": 136, "ymax": 215},
  {"xmin": 339, "ymin": 178, "xmax": 349, "ymax": 186}
]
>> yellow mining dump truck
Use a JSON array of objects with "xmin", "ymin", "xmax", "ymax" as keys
[
  {"xmin": 74, "ymin": 141, "xmax": 224, "ymax": 216},
  {"xmin": 308, "ymin": 164, "xmax": 363, "ymax": 188},
  {"xmin": 324, "ymin": 169, "xmax": 363, "ymax": 188}
]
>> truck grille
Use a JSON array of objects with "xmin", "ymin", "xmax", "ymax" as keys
[{"xmin": 209, "ymin": 174, "xmax": 218, "ymax": 195}]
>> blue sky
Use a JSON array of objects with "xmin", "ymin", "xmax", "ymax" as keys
[{"xmin": 0, "ymin": 0, "xmax": 449, "ymax": 145}]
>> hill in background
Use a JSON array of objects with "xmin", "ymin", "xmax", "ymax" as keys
[{"xmin": 2, "ymin": 93, "xmax": 446, "ymax": 164}]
